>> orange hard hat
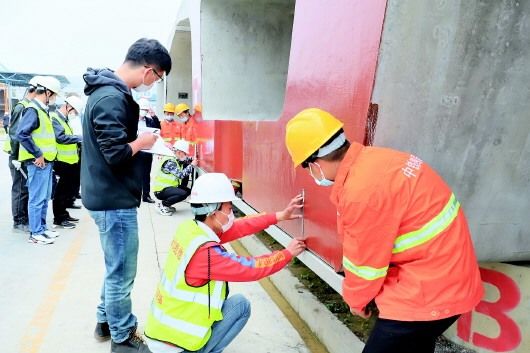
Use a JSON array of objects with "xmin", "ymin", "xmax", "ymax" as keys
[{"xmin": 285, "ymin": 108, "xmax": 344, "ymax": 167}]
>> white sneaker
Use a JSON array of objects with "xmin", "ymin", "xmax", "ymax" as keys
[
  {"xmin": 44, "ymin": 229, "xmax": 60, "ymax": 238},
  {"xmin": 155, "ymin": 203, "xmax": 173, "ymax": 216},
  {"xmin": 28, "ymin": 234, "xmax": 55, "ymax": 245}
]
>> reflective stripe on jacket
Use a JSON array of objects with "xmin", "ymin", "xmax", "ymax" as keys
[
  {"xmin": 145, "ymin": 219, "xmax": 227, "ymax": 351},
  {"xmin": 18, "ymin": 102, "xmax": 57, "ymax": 162},
  {"xmin": 330, "ymin": 142, "xmax": 483, "ymax": 321},
  {"xmin": 50, "ymin": 112, "xmax": 79, "ymax": 164}
]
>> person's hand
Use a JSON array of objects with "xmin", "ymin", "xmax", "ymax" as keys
[
  {"xmin": 136, "ymin": 132, "xmax": 157, "ymax": 149},
  {"xmin": 191, "ymin": 158, "xmax": 198, "ymax": 166},
  {"xmin": 286, "ymin": 239, "xmax": 306, "ymax": 257},
  {"xmin": 350, "ymin": 307, "xmax": 372, "ymax": 319},
  {"xmin": 33, "ymin": 156, "xmax": 46, "ymax": 168},
  {"xmin": 276, "ymin": 194, "xmax": 304, "ymax": 221}
]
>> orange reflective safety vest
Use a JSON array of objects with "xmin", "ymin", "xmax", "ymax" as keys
[
  {"xmin": 181, "ymin": 117, "xmax": 197, "ymax": 143},
  {"xmin": 160, "ymin": 120, "xmax": 181, "ymax": 145},
  {"xmin": 330, "ymin": 142, "xmax": 483, "ymax": 321}
]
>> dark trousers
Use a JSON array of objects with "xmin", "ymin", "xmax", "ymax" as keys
[
  {"xmin": 362, "ymin": 315, "xmax": 460, "ymax": 353},
  {"xmin": 52, "ymin": 161, "xmax": 80, "ymax": 223},
  {"xmin": 8, "ymin": 155, "xmax": 29, "ymax": 226},
  {"xmin": 138, "ymin": 152, "xmax": 152, "ymax": 199},
  {"xmin": 155, "ymin": 186, "xmax": 191, "ymax": 207}
]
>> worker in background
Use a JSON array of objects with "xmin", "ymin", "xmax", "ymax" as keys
[
  {"xmin": 138, "ymin": 98, "xmax": 160, "ymax": 204},
  {"xmin": 152, "ymin": 139, "xmax": 197, "ymax": 216},
  {"xmin": 82, "ymin": 38, "xmax": 171, "ymax": 353},
  {"xmin": 160, "ymin": 102, "xmax": 179, "ymax": 146},
  {"xmin": 2, "ymin": 112, "xmax": 9, "ymax": 133},
  {"xmin": 284, "ymin": 108, "xmax": 484, "ymax": 353},
  {"xmin": 144, "ymin": 172, "xmax": 306, "ymax": 353},
  {"xmin": 50, "ymin": 95, "xmax": 84, "ymax": 229},
  {"xmin": 16, "ymin": 76, "xmax": 61, "ymax": 245},
  {"xmin": 175, "ymin": 103, "xmax": 197, "ymax": 143},
  {"xmin": 5, "ymin": 76, "xmax": 41, "ymax": 233}
]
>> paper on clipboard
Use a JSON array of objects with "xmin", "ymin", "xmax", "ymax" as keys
[{"xmin": 141, "ymin": 136, "xmax": 175, "ymax": 157}]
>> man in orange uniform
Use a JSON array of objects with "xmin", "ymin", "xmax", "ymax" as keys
[
  {"xmin": 160, "ymin": 103, "xmax": 179, "ymax": 146},
  {"xmin": 175, "ymin": 103, "xmax": 197, "ymax": 143},
  {"xmin": 284, "ymin": 108, "xmax": 484, "ymax": 353}
]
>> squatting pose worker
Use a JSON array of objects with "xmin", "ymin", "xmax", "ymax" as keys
[
  {"xmin": 284, "ymin": 108, "xmax": 484, "ymax": 353},
  {"xmin": 144, "ymin": 172, "xmax": 306, "ymax": 353}
]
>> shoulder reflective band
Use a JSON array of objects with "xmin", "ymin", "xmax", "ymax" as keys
[
  {"xmin": 393, "ymin": 194, "xmax": 460, "ymax": 254},
  {"xmin": 342, "ymin": 257, "xmax": 388, "ymax": 281}
]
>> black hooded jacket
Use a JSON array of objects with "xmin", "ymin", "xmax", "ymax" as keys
[{"xmin": 81, "ymin": 68, "xmax": 142, "ymax": 210}]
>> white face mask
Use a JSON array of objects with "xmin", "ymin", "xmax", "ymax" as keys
[
  {"xmin": 177, "ymin": 116, "xmax": 189, "ymax": 123},
  {"xmin": 68, "ymin": 113, "xmax": 78, "ymax": 120},
  {"xmin": 309, "ymin": 162, "xmax": 335, "ymax": 187},
  {"xmin": 215, "ymin": 210, "xmax": 235, "ymax": 232},
  {"xmin": 164, "ymin": 114, "xmax": 174, "ymax": 121}
]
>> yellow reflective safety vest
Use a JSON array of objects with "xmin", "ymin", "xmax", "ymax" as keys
[
  {"xmin": 18, "ymin": 102, "xmax": 57, "ymax": 162},
  {"xmin": 145, "ymin": 220, "xmax": 227, "ymax": 351},
  {"xmin": 2, "ymin": 135, "xmax": 11, "ymax": 153},
  {"xmin": 152, "ymin": 156, "xmax": 183, "ymax": 192},
  {"xmin": 50, "ymin": 112, "xmax": 79, "ymax": 164}
]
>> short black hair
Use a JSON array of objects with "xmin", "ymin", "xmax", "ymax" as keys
[{"xmin": 124, "ymin": 38, "xmax": 172, "ymax": 75}]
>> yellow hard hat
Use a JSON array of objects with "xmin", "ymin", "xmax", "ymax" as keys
[
  {"xmin": 175, "ymin": 103, "xmax": 190, "ymax": 115},
  {"xmin": 285, "ymin": 108, "xmax": 344, "ymax": 167},
  {"xmin": 163, "ymin": 102, "xmax": 175, "ymax": 113}
]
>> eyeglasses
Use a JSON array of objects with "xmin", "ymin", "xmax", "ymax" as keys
[{"xmin": 144, "ymin": 66, "xmax": 164, "ymax": 83}]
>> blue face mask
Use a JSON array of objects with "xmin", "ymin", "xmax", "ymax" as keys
[{"xmin": 309, "ymin": 162, "xmax": 334, "ymax": 187}]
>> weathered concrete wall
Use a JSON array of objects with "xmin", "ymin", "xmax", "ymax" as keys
[
  {"xmin": 372, "ymin": 0, "xmax": 530, "ymax": 261},
  {"xmin": 446, "ymin": 263, "xmax": 530, "ymax": 353},
  {"xmin": 200, "ymin": 0, "xmax": 295, "ymax": 121}
]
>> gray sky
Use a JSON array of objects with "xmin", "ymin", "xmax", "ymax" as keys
[{"xmin": 0, "ymin": 0, "xmax": 180, "ymax": 91}]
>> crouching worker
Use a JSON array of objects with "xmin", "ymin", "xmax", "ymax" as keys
[
  {"xmin": 153, "ymin": 140, "xmax": 196, "ymax": 216},
  {"xmin": 144, "ymin": 173, "xmax": 306, "ymax": 353}
]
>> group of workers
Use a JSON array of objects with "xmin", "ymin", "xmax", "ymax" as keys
[
  {"xmin": 3, "ymin": 75, "xmax": 84, "ymax": 244},
  {"xmin": 8, "ymin": 37, "xmax": 480, "ymax": 353}
]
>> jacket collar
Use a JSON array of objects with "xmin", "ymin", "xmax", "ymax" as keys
[{"xmin": 330, "ymin": 142, "xmax": 364, "ymax": 207}]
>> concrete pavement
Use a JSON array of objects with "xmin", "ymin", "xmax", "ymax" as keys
[{"xmin": 0, "ymin": 143, "xmax": 311, "ymax": 353}]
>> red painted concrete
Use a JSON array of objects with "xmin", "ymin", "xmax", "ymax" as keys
[{"xmin": 243, "ymin": 0, "xmax": 388, "ymax": 270}]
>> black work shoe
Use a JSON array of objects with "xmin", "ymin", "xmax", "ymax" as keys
[
  {"xmin": 13, "ymin": 223, "xmax": 30, "ymax": 233},
  {"xmin": 111, "ymin": 331, "xmax": 152, "ymax": 353},
  {"xmin": 67, "ymin": 202, "xmax": 82, "ymax": 209},
  {"xmin": 53, "ymin": 220, "xmax": 76, "ymax": 229},
  {"xmin": 142, "ymin": 196, "xmax": 155, "ymax": 203},
  {"xmin": 94, "ymin": 321, "xmax": 111, "ymax": 342},
  {"xmin": 65, "ymin": 216, "xmax": 80, "ymax": 223}
]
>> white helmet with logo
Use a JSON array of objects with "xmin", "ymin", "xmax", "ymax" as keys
[
  {"xmin": 190, "ymin": 173, "xmax": 237, "ymax": 205},
  {"xmin": 173, "ymin": 140, "xmax": 190, "ymax": 154},
  {"xmin": 65, "ymin": 95, "xmax": 84, "ymax": 114},
  {"xmin": 37, "ymin": 76, "xmax": 61, "ymax": 95},
  {"xmin": 28, "ymin": 76, "xmax": 43, "ymax": 88}
]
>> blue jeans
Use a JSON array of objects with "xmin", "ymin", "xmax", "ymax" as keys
[
  {"xmin": 183, "ymin": 294, "xmax": 251, "ymax": 353},
  {"xmin": 26, "ymin": 162, "xmax": 53, "ymax": 235},
  {"xmin": 89, "ymin": 208, "xmax": 139, "ymax": 343}
]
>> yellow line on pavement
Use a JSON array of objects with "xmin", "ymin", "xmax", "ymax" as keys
[
  {"xmin": 231, "ymin": 240, "xmax": 329, "ymax": 353},
  {"xmin": 19, "ymin": 231, "xmax": 86, "ymax": 353}
]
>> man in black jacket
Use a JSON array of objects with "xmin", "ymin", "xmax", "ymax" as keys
[{"xmin": 82, "ymin": 38, "xmax": 171, "ymax": 353}]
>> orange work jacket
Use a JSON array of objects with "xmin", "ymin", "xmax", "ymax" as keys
[
  {"xmin": 160, "ymin": 120, "xmax": 181, "ymax": 145},
  {"xmin": 330, "ymin": 142, "xmax": 483, "ymax": 321},
  {"xmin": 181, "ymin": 117, "xmax": 197, "ymax": 143}
]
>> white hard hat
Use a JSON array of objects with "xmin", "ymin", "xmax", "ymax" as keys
[
  {"xmin": 28, "ymin": 76, "xmax": 42, "ymax": 87},
  {"xmin": 138, "ymin": 98, "xmax": 150, "ymax": 110},
  {"xmin": 65, "ymin": 95, "xmax": 84, "ymax": 114},
  {"xmin": 37, "ymin": 76, "xmax": 61, "ymax": 95},
  {"xmin": 173, "ymin": 140, "xmax": 189, "ymax": 153},
  {"xmin": 190, "ymin": 173, "xmax": 237, "ymax": 204}
]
